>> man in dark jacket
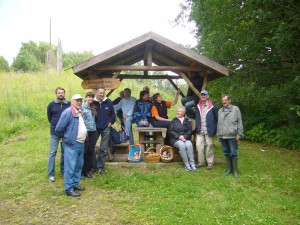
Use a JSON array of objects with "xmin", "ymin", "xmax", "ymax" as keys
[
  {"xmin": 94, "ymin": 87, "xmax": 116, "ymax": 174},
  {"xmin": 181, "ymin": 72, "xmax": 203, "ymax": 119},
  {"xmin": 195, "ymin": 90, "xmax": 218, "ymax": 170},
  {"xmin": 47, "ymin": 87, "xmax": 70, "ymax": 182}
]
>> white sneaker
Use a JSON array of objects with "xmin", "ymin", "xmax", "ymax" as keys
[{"xmin": 49, "ymin": 176, "xmax": 55, "ymax": 182}]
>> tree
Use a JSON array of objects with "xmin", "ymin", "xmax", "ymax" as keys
[
  {"xmin": 177, "ymin": 0, "xmax": 300, "ymax": 149},
  {"xmin": 12, "ymin": 50, "xmax": 43, "ymax": 72},
  {"xmin": 0, "ymin": 56, "xmax": 10, "ymax": 72},
  {"xmin": 12, "ymin": 41, "xmax": 53, "ymax": 72},
  {"xmin": 62, "ymin": 51, "xmax": 93, "ymax": 69}
]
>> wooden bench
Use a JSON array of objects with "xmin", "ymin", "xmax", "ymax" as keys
[{"xmin": 135, "ymin": 127, "xmax": 167, "ymax": 154}]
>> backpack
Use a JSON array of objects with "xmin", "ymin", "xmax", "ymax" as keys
[{"xmin": 110, "ymin": 128, "xmax": 121, "ymax": 144}]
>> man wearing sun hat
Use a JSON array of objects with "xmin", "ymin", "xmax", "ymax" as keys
[{"xmin": 56, "ymin": 94, "xmax": 87, "ymax": 197}]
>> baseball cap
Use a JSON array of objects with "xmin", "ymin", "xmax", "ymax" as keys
[
  {"xmin": 200, "ymin": 90, "xmax": 209, "ymax": 95},
  {"xmin": 71, "ymin": 94, "xmax": 83, "ymax": 100}
]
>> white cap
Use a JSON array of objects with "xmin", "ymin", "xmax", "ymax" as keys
[{"xmin": 71, "ymin": 94, "xmax": 83, "ymax": 100}]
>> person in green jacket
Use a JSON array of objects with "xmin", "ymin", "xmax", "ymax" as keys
[{"xmin": 217, "ymin": 94, "xmax": 243, "ymax": 178}]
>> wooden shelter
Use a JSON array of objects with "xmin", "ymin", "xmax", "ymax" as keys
[{"xmin": 72, "ymin": 31, "xmax": 229, "ymax": 97}]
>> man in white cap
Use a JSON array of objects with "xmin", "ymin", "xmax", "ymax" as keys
[
  {"xmin": 56, "ymin": 94, "xmax": 87, "ymax": 197},
  {"xmin": 195, "ymin": 90, "xmax": 218, "ymax": 170}
]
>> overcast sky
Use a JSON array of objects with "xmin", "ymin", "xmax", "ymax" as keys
[{"xmin": 0, "ymin": 0, "xmax": 197, "ymax": 65}]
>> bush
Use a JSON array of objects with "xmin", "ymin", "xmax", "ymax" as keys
[{"xmin": 245, "ymin": 123, "xmax": 300, "ymax": 150}]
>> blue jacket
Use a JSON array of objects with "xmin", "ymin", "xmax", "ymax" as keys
[
  {"xmin": 47, "ymin": 99, "xmax": 70, "ymax": 135},
  {"xmin": 82, "ymin": 102, "xmax": 96, "ymax": 131},
  {"xmin": 94, "ymin": 97, "xmax": 116, "ymax": 130},
  {"xmin": 55, "ymin": 106, "xmax": 81, "ymax": 146},
  {"xmin": 195, "ymin": 100, "xmax": 218, "ymax": 137},
  {"xmin": 133, "ymin": 100, "xmax": 152, "ymax": 125}
]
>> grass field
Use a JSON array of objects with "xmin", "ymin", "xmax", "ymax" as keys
[
  {"xmin": 0, "ymin": 126, "xmax": 299, "ymax": 225},
  {"xmin": 0, "ymin": 71, "xmax": 299, "ymax": 224}
]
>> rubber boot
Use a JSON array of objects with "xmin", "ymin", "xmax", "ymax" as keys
[
  {"xmin": 223, "ymin": 156, "xmax": 232, "ymax": 176},
  {"xmin": 232, "ymin": 156, "xmax": 240, "ymax": 178}
]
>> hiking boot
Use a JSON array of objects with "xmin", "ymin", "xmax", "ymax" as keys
[{"xmin": 207, "ymin": 164, "xmax": 214, "ymax": 170}]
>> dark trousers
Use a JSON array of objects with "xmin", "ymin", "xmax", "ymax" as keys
[
  {"xmin": 96, "ymin": 127, "xmax": 111, "ymax": 170},
  {"xmin": 151, "ymin": 120, "xmax": 171, "ymax": 129},
  {"xmin": 82, "ymin": 131, "xmax": 98, "ymax": 174}
]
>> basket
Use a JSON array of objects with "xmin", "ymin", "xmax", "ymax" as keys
[
  {"xmin": 144, "ymin": 147, "xmax": 160, "ymax": 163},
  {"xmin": 159, "ymin": 145, "xmax": 174, "ymax": 163}
]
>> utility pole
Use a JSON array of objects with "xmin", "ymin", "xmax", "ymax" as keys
[{"xmin": 50, "ymin": 19, "xmax": 52, "ymax": 46}]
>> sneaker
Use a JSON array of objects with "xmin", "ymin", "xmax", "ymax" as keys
[
  {"xmin": 190, "ymin": 165, "xmax": 197, "ymax": 171},
  {"xmin": 185, "ymin": 165, "xmax": 192, "ymax": 171},
  {"xmin": 48, "ymin": 176, "xmax": 55, "ymax": 182},
  {"xmin": 98, "ymin": 169, "xmax": 107, "ymax": 175}
]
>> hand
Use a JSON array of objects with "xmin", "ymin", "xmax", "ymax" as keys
[
  {"xmin": 123, "ymin": 115, "xmax": 129, "ymax": 121},
  {"xmin": 108, "ymin": 123, "xmax": 112, "ymax": 128},
  {"xmin": 236, "ymin": 135, "xmax": 240, "ymax": 145},
  {"xmin": 179, "ymin": 135, "xmax": 186, "ymax": 141}
]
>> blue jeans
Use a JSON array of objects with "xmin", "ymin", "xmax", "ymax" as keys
[
  {"xmin": 63, "ymin": 141, "xmax": 84, "ymax": 193},
  {"xmin": 124, "ymin": 115, "xmax": 134, "ymax": 144},
  {"xmin": 174, "ymin": 140, "xmax": 195, "ymax": 165},
  {"xmin": 96, "ymin": 127, "xmax": 111, "ymax": 170},
  {"xmin": 47, "ymin": 134, "xmax": 64, "ymax": 177},
  {"xmin": 219, "ymin": 138, "xmax": 238, "ymax": 157}
]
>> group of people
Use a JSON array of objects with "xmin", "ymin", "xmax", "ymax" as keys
[
  {"xmin": 47, "ymin": 84, "xmax": 243, "ymax": 197},
  {"xmin": 170, "ymin": 89, "xmax": 243, "ymax": 178}
]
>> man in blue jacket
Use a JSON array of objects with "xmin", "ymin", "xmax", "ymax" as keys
[
  {"xmin": 47, "ymin": 87, "xmax": 70, "ymax": 182},
  {"xmin": 195, "ymin": 90, "xmax": 218, "ymax": 170},
  {"xmin": 94, "ymin": 87, "xmax": 116, "ymax": 174},
  {"xmin": 56, "ymin": 94, "xmax": 87, "ymax": 197}
]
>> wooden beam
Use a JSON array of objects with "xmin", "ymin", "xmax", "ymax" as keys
[
  {"xmin": 117, "ymin": 75, "xmax": 181, "ymax": 79},
  {"xmin": 167, "ymin": 79, "xmax": 185, "ymax": 97},
  {"xmin": 177, "ymin": 72, "xmax": 201, "ymax": 99},
  {"xmin": 94, "ymin": 65, "xmax": 204, "ymax": 71},
  {"xmin": 144, "ymin": 43, "xmax": 153, "ymax": 66},
  {"xmin": 106, "ymin": 78, "xmax": 123, "ymax": 97},
  {"xmin": 112, "ymin": 71, "xmax": 121, "ymax": 78}
]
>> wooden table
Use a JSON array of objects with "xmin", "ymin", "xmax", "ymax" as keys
[{"xmin": 135, "ymin": 127, "xmax": 167, "ymax": 153}]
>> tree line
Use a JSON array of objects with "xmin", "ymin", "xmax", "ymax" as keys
[
  {"xmin": 177, "ymin": 0, "xmax": 300, "ymax": 149},
  {"xmin": 0, "ymin": 41, "xmax": 93, "ymax": 72}
]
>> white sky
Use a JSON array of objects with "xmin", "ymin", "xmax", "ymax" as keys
[{"xmin": 0, "ymin": 0, "xmax": 197, "ymax": 65}]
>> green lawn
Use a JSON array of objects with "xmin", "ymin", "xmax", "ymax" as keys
[{"xmin": 0, "ymin": 127, "xmax": 299, "ymax": 225}]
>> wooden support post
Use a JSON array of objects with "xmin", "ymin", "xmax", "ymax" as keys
[
  {"xmin": 201, "ymin": 73, "xmax": 208, "ymax": 90},
  {"xmin": 177, "ymin": 71, "xmax": 201, "ymax": 99},
  {"xmin": 167, "ymin": 79, "xmax": 184, "ymax": 97}
]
